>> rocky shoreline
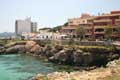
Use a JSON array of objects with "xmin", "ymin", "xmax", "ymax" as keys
[
  {"xmin": 31, "ymin": 60, "xmax": 120, "ymax": 80},
  {"xmin": 0, "ymin": 40, "xmax": 120, "ymax": 80},
  {"xmin": 0, "ymin": 40, "xmax": 120, "ymax": 67}
]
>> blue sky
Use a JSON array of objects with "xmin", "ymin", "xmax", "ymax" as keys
[{"xmin": 0, "ymin": 0, "xmax": 120, "ymax": 33}]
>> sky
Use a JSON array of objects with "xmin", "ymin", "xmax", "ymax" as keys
[{"xmin": 0, "ymin": 0, "xmax": 120, "ymax": 33}]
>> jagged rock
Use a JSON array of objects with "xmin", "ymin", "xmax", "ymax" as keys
[
  {"xmin": 82, "ymin": 52, "xmax": 93, "ymax": 66},
  {"xmin": 5, "ymin": 45, "xmax": 25, "ymax": 54},
  {"xmin": 54, "ymin": 45, "xmax": 63, "ymax": 51},
  {"xmin": 106, "ymin": 60, "xmax": 118, "ymax": 67},
  {"xmin": 32, "ymin": 65, "xmax": 120, "ymax": 80},
  {"xmin": 54, "ymin": 49, "xmax": 67, "ymax": 63},
  {"xmin": 31, "ymin": 74, "xmax": 47, "ymax": 80},
  {"xmin": 42, "ymin": 45, "xmax": 53, "ymax": 57},
  {"xmin": 25, "ymin": 41, "xmax": 37, "ymax": 50},
  {"xmin": 0, "ymin": 46, "xmax": 5, "ymax": 54},
  {"xmin": 5, "ymin": 42, "xmax": 16, "ymax": 48},
  {"xmin": 49, "ymin": 48, "xmax": 75, "ymax": 64},
  {"xmin": 2, "ymin": 40, "xmax": 120, "ymax": 67},
  {"xmin": 47, "ymin": 48, "xmax": 61, "ymax": 59},
  {"xmin": 30, "ymin": 44, "xmax": 41, "ymax": 54},
  {"xmin": 73, "ymin": 49, "xmax": 83, "ymax": 65},
  {"xmin": 50, "ymin": 48, "xmax": 59, "ymax": 54},
  {"xmin": 5, "ymin": 41, "xmax": 26, "ymax": 48}
]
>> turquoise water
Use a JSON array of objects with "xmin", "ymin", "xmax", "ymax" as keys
[{"xmin": 0, "ymin": 54, "xmax": 61, "ymax": 80}]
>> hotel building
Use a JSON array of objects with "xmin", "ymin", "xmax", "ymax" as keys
[
  {"xmin": 93, "ymin": 11, "xmax": 120, "ymax": 39},
  {"xmin": 61, "ymin": 11, "xmax": 120, "ymax": 39},
  {"xmin": 15, "ymin": 18, "xmax": 37, "ymax": 36}
]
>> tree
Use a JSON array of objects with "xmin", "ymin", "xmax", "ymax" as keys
[
  {"xmin": 49, "ymin": 26, "xmax": 62, "ymax": 32},
  {"xmin": 63, "ymin": 22, "xmax": 68, "ymax": 26},
  {"xmin": 105, "ymin": 26, "xmax": 113, "ymax": 40},
  {"xmin": 76, "ymin": 26, "xmax": 85, "ymax": 40},
  {"xmin": 117, "ymin": 25, "xmax": 120, "ymax": 40}
]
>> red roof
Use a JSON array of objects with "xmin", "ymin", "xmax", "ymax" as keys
[{"xmin": 111, "ymin": 11, "xmax": 120, "ymax": 14}]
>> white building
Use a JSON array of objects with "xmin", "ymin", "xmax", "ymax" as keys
[
  {"xmin": 21, "ymin": 32, "xmax": 67, "ymax": 41},
  {"xmin": 15, "ymin": 18, "xmax": 37, "ymax": 36}
]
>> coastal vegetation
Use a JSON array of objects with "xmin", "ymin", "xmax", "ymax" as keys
[
  {"xmin": 105, "ymin": 26, "xmax": 113, "ymax": 40},
  {"xmin": 48, "ymin": 26, "xmax": 62, "ymax": 32},
  {"xmin": 76, "ymin": 25, "xmax": 85, "ymax": 40},
  {"xmin": 117, "ymin": 26, "xmax": 120, "ymax": 40}
]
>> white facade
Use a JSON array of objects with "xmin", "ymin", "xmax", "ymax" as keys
[
  {"xmin": 36, "ymin": 33, "xmax": 53, "ymax": 40},
  {"xmin": 21, "ymin": 32, "xmax": 66, "ymax": 40}
]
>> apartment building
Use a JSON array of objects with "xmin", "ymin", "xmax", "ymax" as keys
[
  {"xmin": 15, "ymin": 18, "xmax": 37, "ymax": 36},
  {"xmin": 93, "ymin": 11, "xmax": 120, "ymax": 39},
  {"xmin": 61, "ymin": 13, "xmax": 94, "ymax": 38},
  {"xmin": 61, "ymin": 11, "xmax": 120, "ymax": 39}
]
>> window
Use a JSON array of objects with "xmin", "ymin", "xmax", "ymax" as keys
[
  {"xmin": 50, "ymin": 36, "xmax": 52, "ymax": 39},
  {"xmin": 42, "ymin": 36, "xmax": 44, "ymax": 39},
  {"xmin": 82, "ymin": 20, "xmax": 85, "ymax": 23},
  {"xmin": 95, "ymin": 28, "xmax": 104, "ymax": 32},
  {"xmin": 46, "ymin": 35, "xmax": 48, "ymax": 39}
]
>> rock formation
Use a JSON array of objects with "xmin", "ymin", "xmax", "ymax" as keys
[{"xmin": 0, "ymin": 40, "xmax": 120, "ymax": 67}]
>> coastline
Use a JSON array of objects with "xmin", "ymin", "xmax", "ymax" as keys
[
  {"xmin": 31, "ymin": 60, "xmax": 120, "ymax": 80},
  {"xmin": 0, "ymin": 40, "xmax": 120, "ymax": 80}
]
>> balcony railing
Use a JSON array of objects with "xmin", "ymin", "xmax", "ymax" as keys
[
  {"xmin": 94, "ymin": 19, "xmax": 112, "ymax": 23},
  {"xmin": 94, "ymin": 32, "xmax": 105, "ymax": 34},
  {"xmin": 116, "ymin": 19, "xmax": 120, "ymax": 22}
]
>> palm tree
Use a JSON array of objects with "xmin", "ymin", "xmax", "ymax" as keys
[{"xmin": 76, "ymin": 25, "xmax": 85, "ymax": 40}]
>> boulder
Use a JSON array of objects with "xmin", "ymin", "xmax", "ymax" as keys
[
  {"xmin": 31, "ymin": 74, "xmax": 47, "ymax": 80},
  {"xmin": 30, "ymin": 44, "xmax": 41, "ymax": 55},
  {"xmin": 0, "ymin": 46, "xmax": 5, "ymax": 54},
  {"xmin": 54, "ymin": 49, "xmax": 67, "ymax": 62},
  {"xmin": 73, "ymin": 50, "xmax": 93, "ymax": 66},
  {"xmin": 5, "ymin": 45, "xmax": 25, "ymax": 54},
  {"xmin": 42, "ymin": 45, "xmax": 53, "ymax": 57},
  {"xmin": 25, "ymin": 41, "xmax": 37, "ymax": 51},
  {"xmin": 73, "ymin": 50, "xmax": 83, "ymax": 65},
  {"xmin": 5, "ymin": 42, "xmax": 16, "ymax": 48},
  {"xmin": 50, "ymin": 48, "xmax": 59, "ymax": 54},
  {"xmin": 49, "ymin": 49, "xmax": 66, "ymax": 63},
  {"xmin": 49, "ymin": 48, "xmax": 74, "ymax": 64},
  {"xmin": 54, "ymin": 45, "xmax": 63, "ymax": 51},
  {"xmin": 5, "ymin": 41, "xmax": 26, "ymax": 48},
  {"xmin": 82, "ymin": 52, "xmax": 93, "ymax": 66}
]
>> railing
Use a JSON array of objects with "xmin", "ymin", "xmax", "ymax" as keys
[
  {"xmin": 60, "ymin": 40, "xmax": 112, "ymax": 46},
  {"xmin": 94, "ymin": 19, "xmax": 112, "ymax": 23},
  {"xmin": 34, "ymin": 39, "xmax": 114, "ymax": 46}
]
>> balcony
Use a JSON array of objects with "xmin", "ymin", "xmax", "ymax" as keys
[
  {"xmin": 116, "ymin": 19, "xmax": 120, "ymax": 22},
  {"xmin": 85, "ymin": 33, "xmax": 92, "ymax": 35},
  {"xmin": 94, "ymin": 28, "xmax": 105, "ymax": 34},
  {"xmin": 94, "ymin": 19, "xmax": 112, "ymax": 23},
  {"xmin": 94, "ymin": 26, "xmax": 107, "ymax": 29},
  {"xmin": 94, "ymin": 32, "xmax": 105, "ymax": 34},
  {"xmin": 84, "ymin": 27, "xmax": 92, "ymax": 29}
]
